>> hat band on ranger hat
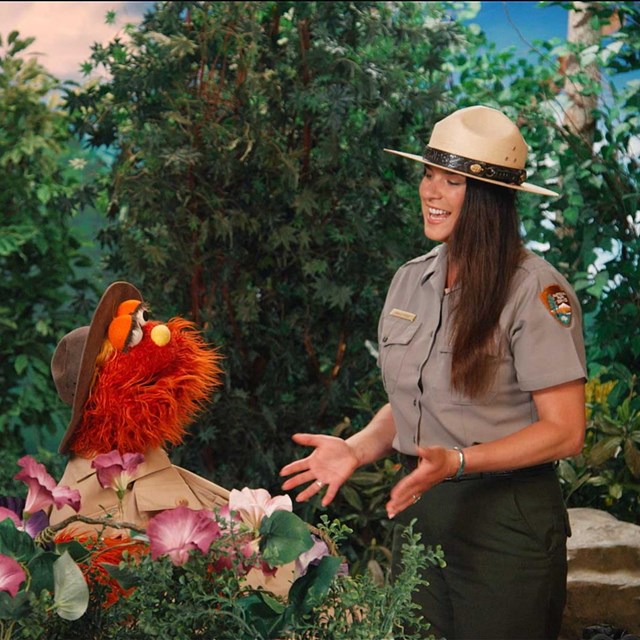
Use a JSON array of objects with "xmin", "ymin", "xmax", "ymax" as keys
[{"xmin": 423, "ymin": 146, "xmax": 527, "ymax": 187}]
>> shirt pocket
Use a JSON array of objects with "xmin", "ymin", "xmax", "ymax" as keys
[
  {"xmin": 379, "ymin": 316, "xmax": 422, "ymax": 395},
  {"xmin": 429, "ymin": 344, "xmax": 501, "ymax": 405}
]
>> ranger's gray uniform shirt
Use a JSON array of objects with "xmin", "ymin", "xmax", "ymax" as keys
[{"xmin": 378, "ymin": 244, "xmax": 587, "ymax": 455}]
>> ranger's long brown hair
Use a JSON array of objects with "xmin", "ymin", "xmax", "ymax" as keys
[{"xmin": 448, "ymin": 178, "xmax": 525, "ymax": 397}]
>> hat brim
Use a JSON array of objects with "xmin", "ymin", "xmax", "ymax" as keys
[
  {"xmin": 384, "ymin": 148, "xmax": 559, "ymax": 197},
  {"xmin": 58, "ymin": 281, "xmax": 142, "ymax": 454}
]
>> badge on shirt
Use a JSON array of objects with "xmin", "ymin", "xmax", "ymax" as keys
[
  {"xmin": 390, "ymin": 308, "xmax": 416, "ymax": 322},
  {"xmin": 539, "ymin": 285, "xmax": 572, "ymax": 327}
]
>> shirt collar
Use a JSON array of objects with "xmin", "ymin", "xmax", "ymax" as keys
[{"xmin": 420, "ymin": 243, "xmax": 449, "ymax": 295}]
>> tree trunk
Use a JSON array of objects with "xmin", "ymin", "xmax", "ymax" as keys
[{"xmin": 563, "ymin": 2, "xmax": 601, "ymax": 145}]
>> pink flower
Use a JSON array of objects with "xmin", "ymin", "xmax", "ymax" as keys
[
  {"xmin": 14, "ymin": 456, "xmax": 81, "ymax": 515},
  {"xmin": 0, "ymin": 555, "xmax": 26, "ymax": 597},
  {"xmin": 228, "ymin": 488, "xmax": 292, "ymax": 531},
  {"xmin": 91, "ymin": 450, "xmax": 144, "ymax": 498},
  {"xmin": 0, "ymin": 508, "xmax": 21, "ymax": 529},
  {"xmin": 147, "ymin": 507, "xmax": 221, "ymax": 567}
]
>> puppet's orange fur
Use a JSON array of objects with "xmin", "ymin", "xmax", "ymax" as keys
[{"xmin": 70, "ymin": 317, "xmax": 222, "ymax": 457}]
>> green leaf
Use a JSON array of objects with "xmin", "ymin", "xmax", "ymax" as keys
[
  {"xmin": 14, "ymin": 354, "xmax": 28, "ymax": 375},
  {"xmin": 588, "ymin": 436, "xmax": 622, "ymax": 466},
  {"xmin": 586, "ymin": 271, "xmax": 610, "ymax": 298},
  {"xmin": 340, "ymin": 484, "xmax": 364, "ymax": 510},
  {"xmin": 27, "ymin": 550, "xmax": 57, "ymax": 595},
  {"xmin": 287, "ymin": 555, "xmax": 342, "ymax": 615},
  {"xmin": 36, "ymin": 184, "xmax": 51, "ymax": 204},
  {"xmin": 608, "ymin": 483, "xmax": 623, "ymax": 500},
  {"xmin": 102, "ymin": 563, "xmax": 142, "ymax": 590},
  {"xmin": 563, "ymin": 206, "xmax": 579, "ymax": 225},
  {"xmin": 608, "ymin": 380, "xmax": 630, "ymax": 412},
  {"xmin": 259, "ymin": 511, "xmax": 313, "ymax": 566},
  {"xmin": 623, "ymin": 440, "xmax": 640, "ymax": 479},
  {"xmin": 0, "ymin": 519, "xmax": 36, "ymax": 563},
  {"xmin": 0, "ymin": 591, "xmax": 31, "ymax": 621},
  {"xmin": 55, "ymin": 540, "xmax": 91, "ymax": 563},
  {"xmin": 53, "ymin": 551, "xmax": 89, "ymax": 621},
  {"xmin": 236, "ymin": 592, "xmax": 286, "ymax": 639},
  {"xmin": 594, "ymin": 415, "xmax": 624, "ymax": 436}
]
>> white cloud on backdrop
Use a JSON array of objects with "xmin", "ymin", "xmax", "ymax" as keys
[{"xmin": 0, "ymin": 1, "xmax": 150, "ymax": 81}]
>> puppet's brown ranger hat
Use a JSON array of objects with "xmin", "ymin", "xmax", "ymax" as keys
[
  {"xmin": 384, "ymin": 105, "xmax": 559, "ymax": 197},
  {"xmin": 51, "ymin": 281, "xmax": 142, "ymax": 454}
]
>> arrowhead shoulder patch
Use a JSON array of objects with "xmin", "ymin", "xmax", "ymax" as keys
[{"xmin": 539, "ymin": 284, "xmax": 573, "ymax": 327}]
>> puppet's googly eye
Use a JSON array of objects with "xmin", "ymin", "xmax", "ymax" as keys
[{"xmin": 132, "ymin": 305, "xmax": 150, "ymax": 327}]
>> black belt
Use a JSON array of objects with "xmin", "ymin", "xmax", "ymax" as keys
[{"xmin": 399, "ymin": 454, "xmax": 556, "ymax": 481}]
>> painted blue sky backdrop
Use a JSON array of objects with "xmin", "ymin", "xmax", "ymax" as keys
[
  {"xmin": 471, "ymin": 1, "xmax": 569, "ymax": 52},
  {"xmin": 0, "ymin": 1, "xmax": 574, "ymax": 82}
]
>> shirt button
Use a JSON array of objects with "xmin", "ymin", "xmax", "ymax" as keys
[
  {"xmin": 175, "ymin": 497, "xmax": 189, "ymax": 507},
  {"xmin": 413, "ymin": 399, "xmax": 417, "ymax": 406},
  {"xmin": 382, "ymin": 336, "xmax": 388, "ymax": 343}
]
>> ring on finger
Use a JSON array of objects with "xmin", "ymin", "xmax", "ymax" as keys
[
  {"xmin": 411, "ymin": 494, "xmax": 421, "ymax": 504},
  {"xmin": 315, "ymin": 480, "xmax": 325, "ymax": 489}
]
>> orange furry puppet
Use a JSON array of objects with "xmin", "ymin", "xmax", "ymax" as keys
[{"xmin": 49, "ymin": 281, "xmax": 230, "ymax": 537}]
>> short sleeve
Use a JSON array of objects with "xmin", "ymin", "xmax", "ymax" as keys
[{"xmin": 509, "ymin": 264, "xmax": 587, "ymax": 392}]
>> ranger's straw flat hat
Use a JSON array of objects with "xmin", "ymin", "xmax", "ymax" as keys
[{"xmin": 384, "ymin": 105, "xmax": 559, "ymax": 197}]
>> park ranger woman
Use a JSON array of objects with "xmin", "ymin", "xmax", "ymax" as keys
[{"xmin": 281, "ymin": 105, "xmax": 586, "ymax": 640}]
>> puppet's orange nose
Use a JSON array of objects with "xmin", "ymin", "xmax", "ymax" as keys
[{"xmin": 151, "ymin": 324, "xmax": 171, "ymax": 347}]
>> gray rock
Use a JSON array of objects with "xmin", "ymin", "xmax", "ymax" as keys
[{"xmin": 561, "ymin": 508, "xmax": 640, "ymax": 640}]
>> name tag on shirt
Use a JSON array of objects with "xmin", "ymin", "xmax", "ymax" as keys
[{"xmin": 390, "ymin": 308, "xmax": 416, "ymax": 322}]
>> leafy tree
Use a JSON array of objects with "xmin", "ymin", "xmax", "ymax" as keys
[
  {"xmin": 63, "ymin": 0, "xmax": 467, "ymax": 561},
  {"xmin": 0, "ymin": 32, "xmax": 100, "ymax": 459}
]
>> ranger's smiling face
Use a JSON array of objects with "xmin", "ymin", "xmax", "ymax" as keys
[{"xmin": 419, "ymin": 166, "xmax": 467, "ymax": 243}]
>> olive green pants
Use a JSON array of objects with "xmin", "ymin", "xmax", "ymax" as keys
[{"xmin": 391, "ymin": 469, "xmax": 570, "ymax": 640}]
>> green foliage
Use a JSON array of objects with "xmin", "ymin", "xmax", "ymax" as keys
[
  {"xmin": 15, "ymin": 510, "xmax": 436, "ymax": 639},
  {"xmin": 63, "ymin": 0, "xmax": 466, "ymax": 552},
  {"xmin": 0, "ymin": 519, "xmax": 90, "ymax": 638},
  {"xmin": 90, "ymin": 522, "xmax": 438, "ymax": 640},
  {"xmin": 280, "ymin": 520, "xmax": 441, "ymax": 640},
  {"xmin": 559, "ymin": 365, "xmax": 640, "ymax": 523},
  {"xmin": 0, "ymin": 32, "xmax": 103, "ymax": 454}
]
